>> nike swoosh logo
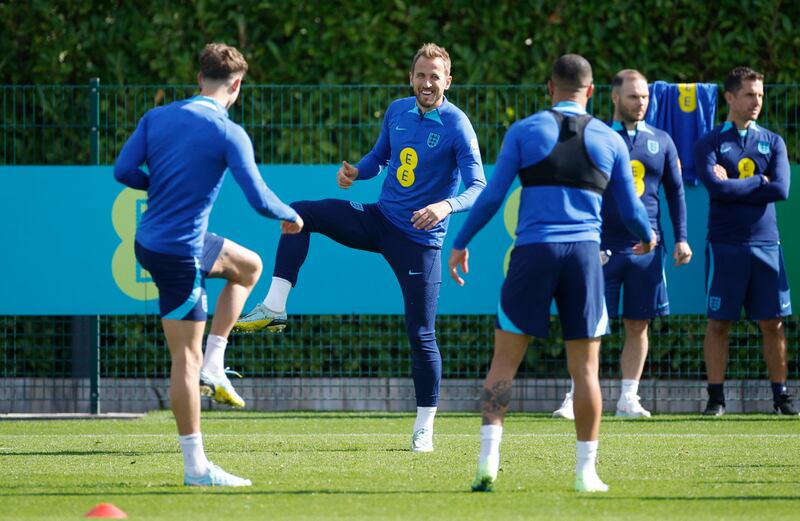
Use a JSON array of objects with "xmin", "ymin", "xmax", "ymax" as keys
[
  {"xmin": 408, "ymin": 270, "xmax": 423, "ymax": 276},
  {"xmin": 782, "ymin": 302, "xmax": 791, "ymax": 308},
  {"xmin": 396, "ymin": 126, "xmax": 407, "ymax": 131}
]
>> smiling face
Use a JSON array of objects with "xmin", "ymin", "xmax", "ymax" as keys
[
  {"xmin": 726, "ymin": 79, "xmax": 764, "ymax": 126},
  {"xmin": 409, "ymin": 56, "xmax": 451, "ymax": 112}
]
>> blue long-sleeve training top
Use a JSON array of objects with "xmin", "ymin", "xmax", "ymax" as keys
[
  {"xmin": 601, "ymin": 120, "xmax": 687, "ymax": 252},
  {"xmin": 694, "ymin": 121, "xmax": 790, "ymax": 245},
  {"xmin": 114, "ymin": 96, "xmax": 298, "ymax": 256},
  {"xmin": 453, "ymin": 102, "xmax": 651, "ymax": 250},
  {"xmin": 355, "ymin": 96, "xmax": 486, "ymax": 247}
]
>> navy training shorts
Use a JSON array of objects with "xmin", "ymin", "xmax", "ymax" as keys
[
  {"xmin": 497, "ymin": 241, "xmax": 609, "ymax": 340},
  {"xmin": 705, "ymin": 242, "xmax": 791, "ymax": 321},
  {"xmin": 603, "ymin": 245, "xmax": 669, "ymax": 320},
  {"xmin": 134, "ymin": 233, "xmax": 225, "ymax": 321}
]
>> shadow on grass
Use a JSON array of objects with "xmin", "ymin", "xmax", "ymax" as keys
[
  {"xmin": 708, "ymin": 480, "xmax": 800, "ymax": 485},
  {"xmin": 0, "ymin": 450, "xmax": 173, "ymax": 457},
  {"xmin": 600, "ymin": 416, "xmax": 800, "ymax": 423},
  {"xmin": 200, "ymin": 412, "xmax": 478, "ymax": 421},
  {"xmin": 0, "ymin": 486, "xmax": 475, "ymax": 497},
  {"xmin": 263, "ymin": 447, "xmax": 412, "ymax": 453},
  {"xmin": 197, "ymin": 412, "xmax": 799, "ymax": 424},
  {"xmin": 590, "ymin": 495, "xmax": 800, "ymax": 501},
  {"xmin": 713, "ymin": 464, "xmax": 800, "ymax": 469}
]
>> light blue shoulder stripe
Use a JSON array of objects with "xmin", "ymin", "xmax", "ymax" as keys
[
  {"xmin": 408, "ymin": 105, "xmax": 444, "ymax": 125},
  {"xmin": 553, "ymin": 101, "xmax": 587, "ymax": 115},
  {"xmin": 612, "ymin": 120, "xmax": 653, "ymax": 135},
  {"xmin": 164, "ymin": 258, "xmax": 203, "ymax": 320},
  {"xmin": 496, "ymin": 301, "xmax": 524, "ymax": 334},
  {"xmin": 424, "ymin": 110, "xmax": 443, "ymax": 125},
  {"xmin": 185, "ymin": 95, "xmax": 227, "ymax": 115},
  {"xmin": 636, "ymin": 121, "xmax": 654, "ymax": 135}
]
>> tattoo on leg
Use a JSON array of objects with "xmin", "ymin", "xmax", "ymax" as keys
[{"xmin": 480, "ymin": 380, "xmax": 512, "ymax": 424}]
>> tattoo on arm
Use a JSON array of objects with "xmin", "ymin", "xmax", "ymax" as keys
[{"xmin": 480, "ymin": 380, "xmax": 512, "ymax": 424}]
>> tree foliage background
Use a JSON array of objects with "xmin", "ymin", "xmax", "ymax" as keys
[{"xmin": 2, "ymin": 0, "xmax": 799, "ymax": 85}]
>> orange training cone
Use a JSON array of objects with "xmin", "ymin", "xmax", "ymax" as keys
[{"xmin": 85, "ymin": 503, "xmax": 128, "ymax": 519}]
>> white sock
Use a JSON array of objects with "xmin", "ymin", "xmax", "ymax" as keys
[
  {"xmin": 569, "ymin": 379, "xmax": 575, "ymax": 395},
  {"xmin": 621, "ymin": 379, "xmax": 639, "ymax": 396},
  {"xmin": 413, "ymin": 406, "xmax": 437, "ymax": 432},
  {"xmin": 478, "ymin": 424, "xmax": 503, "ymax": 468},
  {"xmin": 576, "ymin": 440, "xmax": 599, "ymax": 476},
  {"xmin": 201, "ymin": 334, "xmax": 227, "ymax": 375},
  {"xmin": 179, "ymin": 432, "xmax": 210, "ymax": 477},
  {"xmin": 263, "ymin": 277, "xmax": 292, "ymax": 312}
]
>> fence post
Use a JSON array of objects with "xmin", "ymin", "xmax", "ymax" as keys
[
  {"xmin": 89, "ymin": 77, "xmax": 100, "ymax": 414},
  {"xmin": 90, "ymin": 78, "xmax": 100, "ymax": 164}
]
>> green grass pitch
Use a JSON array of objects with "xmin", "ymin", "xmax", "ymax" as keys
[{"xmin": 1, "ymin": 412, "xmax": 799, "ymax": 520}]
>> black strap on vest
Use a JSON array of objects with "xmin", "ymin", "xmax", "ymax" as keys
[{"xmin": 518, "ymin": 110, "xmax": 609, "ymax": 194}]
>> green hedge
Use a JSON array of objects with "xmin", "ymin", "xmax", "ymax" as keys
[{"xmin": 3, "ymin": 1, "xmax": 799, "ymax": 85}]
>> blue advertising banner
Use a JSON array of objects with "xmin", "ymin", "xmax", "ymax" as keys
[{"xmin": 2, "ymin": 165, "xmax": 795, "ymax": 315}]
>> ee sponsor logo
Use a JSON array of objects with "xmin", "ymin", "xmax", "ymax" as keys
[
  {"xmin": 738, "ymin": 157, "xmax": 756, "ymax": 178},
  {"xmin": 631, "ymin": 160, "xmax": 646, "ymax": 197},
  {"xmin": 397, "ymin": 147, "xmax": 418, "ymax": 187},
  {"xmin": 111, "ymin": 188, "xmax": 158, "ymax": 301},
  {"xmin": 502, "ymin": 187, "xmax": 522, "ymax": 274},
  {"xmin": 677, "ymin": 83, "xmax": 697, "ymax": 113}
]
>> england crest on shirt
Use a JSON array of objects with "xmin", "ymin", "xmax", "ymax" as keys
[
  {"xmin": 427, "ymin": 132, "xmax": 440, "ymax": 148},
  {"xmin": 709, "ymin": 296, "xmax": 721, "ymax": 311},
  {"xmin": 647, "ymin": 140, "xmax": 659, "ymax": 154},
  {"xmin": 758, "ymin": 140, "xmax": 770, "ymax": 154}
]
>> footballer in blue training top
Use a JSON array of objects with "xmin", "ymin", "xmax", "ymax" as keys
[
  {"xmin": 449, "ymin": 54, "xmax": 655, "ymax": 494},
  {"xmin": 235, "ymin": 43, "xmax": 486, "ymax": 451},
  {"xmin": 555, "ymin": 70, "xmax": 692, "ymax": 420},
  {"xmin": 115, "ymin": 43, "xmax": 301, "ymax": 488},
  {"xmin": 694, "ymin": 66, "xmax": 795, "ymax": 417}
]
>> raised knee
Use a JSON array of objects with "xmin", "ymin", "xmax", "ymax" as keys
[
  {"xmin": 234, "ymin": 249, "xmax": 262, "ymax": 287},
  {"xmin": 246, "ymin": 252, "xmax": 263, "ymax": 284},
  {"xmin": 290, "ymin": 200, "xmax": 313, "ymax": 214}
]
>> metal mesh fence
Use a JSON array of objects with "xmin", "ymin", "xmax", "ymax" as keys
[
  {"xmin": 2, "ymin": 314, "xmax": 797, "ymax": 413},
  {"xmin": 4, "ymin": 82, "xmax": 799, "ymax": 165},
  {"xmin": 1, "ymin": 82, "xmax": 798, "ymax": 413}
]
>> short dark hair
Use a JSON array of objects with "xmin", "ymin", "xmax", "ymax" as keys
[
  {"xmin": 552, "ymin": 54, "xmax": 593, "ymax": 91},
  {"xmin": 724, "ymin": 66, "xmax": 764, "ymax": 94},
  {"xmin": 200, "ymin": 43, "xmax": 248, "ymax": 80},
  {"xmin": 611, "ymin": 69, "xmax": 647, "ymax": 91}
]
